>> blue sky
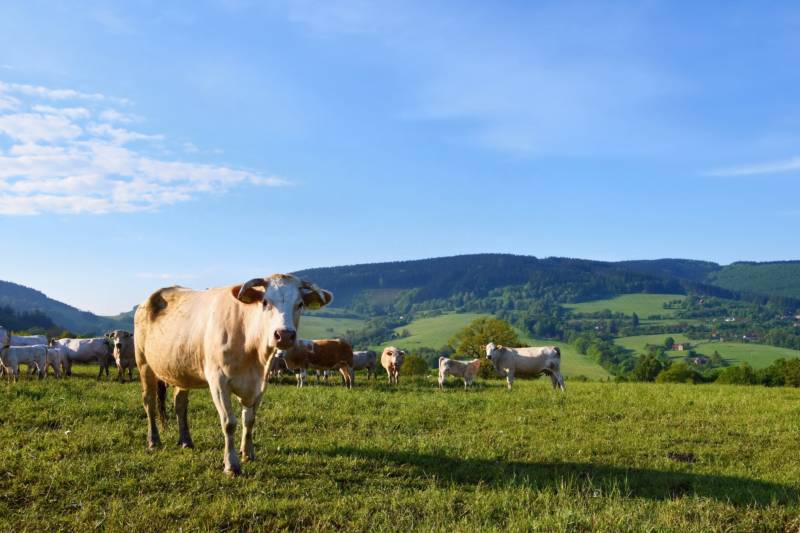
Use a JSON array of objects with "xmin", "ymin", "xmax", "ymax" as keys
[{"xmin": 1, "ymin": 1, "xmax": 799, "ymax": 314}]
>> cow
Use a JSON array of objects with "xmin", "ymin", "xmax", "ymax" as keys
[
  {"xmin": 350, "ymin": 350, "xmax": 377, "ymax": 384},
  {"xmin": 276, "ymin": 338, "xmax": 354, "ymax": 389},
  {"xmin": 10, "ymin": 334, "xmax": 48, "ymax": 346},
  {"xmin": 45, "ymin": 347, "xmax": 64, "ymax": 378},
  {"xmin": 438, "ymin": 356, "xmax": 481, "ymax": 390},
  {"xmin": 381, "ymin": 346, "xmax": 405, "ymax": 385},
  {"xmin": 1, "ymin": 345, "xmax": 47, "ymax": 381},
  {"xmin": 51, "ymin": 337, "xmax": 113, "ymax": 379},
  {"xmin": 134, "ymin": 274, "xmax": 333, "ymax": 476},
  {"xmin": 106, "ymin": 330, "xmax": 136, "ymax": 382},
  {"xmin": 485, "ymin": 342, "xmax": 565, "ymax": 391}
]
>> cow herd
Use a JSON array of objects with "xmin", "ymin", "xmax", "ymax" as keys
[{"xmin": 1, "ymin": 273, "xmax": 565, "ymax": 476}]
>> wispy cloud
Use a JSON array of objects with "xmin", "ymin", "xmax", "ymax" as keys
[
  {"xmin": 0, "ymin": 81, "xmax": 288, "ymax": 215},
  {"xmin": 706, "ymin": 157, "xmax": 800, "ymax": 177}
]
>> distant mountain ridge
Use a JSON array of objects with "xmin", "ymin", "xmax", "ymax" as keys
[
  {"xmin": 2, "ymin": 254, "xmax": 799, "ymax": 334},
  {"xmin": 0, "ymin": 280, "xmax": 133, "ymax": 335}
]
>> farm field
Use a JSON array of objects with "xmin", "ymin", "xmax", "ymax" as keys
[
  {"xmin": 1, "ymin": 368, "xmax": 799, "ymax": 530},
  {"xmin": 616, "ymin": 334, "xmax": 800, "ymax": 369},
  {"xmin": 298, "ymin": 315, "xmax": 366, "ymax": 340},
  {"xmin": 565, "ymin": 293, "xmax": 685, "ymax": 317}
]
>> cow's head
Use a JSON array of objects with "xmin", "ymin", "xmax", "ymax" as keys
[
  {"xmin": 106, "ymin": 330, "xmax": 132, "ymax": 357},
  {"xmin": 233, "ymin": 274, "xmax": 333, "ymax": 350},
  {"xmin": 485, "ymin": 342, "xmax": 503, "ymax": 360},
  {"xmin": 384, "ymin": 347, "xmax": 406, "ymax": 367}
]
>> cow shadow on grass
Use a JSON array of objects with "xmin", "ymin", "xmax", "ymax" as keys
[{"xmin": 307, "ymin": 446, "xmax": 797, "ymax": 507}]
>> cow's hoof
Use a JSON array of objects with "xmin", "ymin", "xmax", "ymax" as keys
[
  {"xmin": 178, "ymin": 440, "xmax": 194, "ymax": 449},
  {"xmin": 148, "ymin": 440, "xmax": 162, "ymax": 450},
  {"xmin": 240, "ymin": 450, "xmax": 255, "ymax": 462},
  {"xmin": 224, "ymin": 465, "xmax": 241, "ymax": 477}
]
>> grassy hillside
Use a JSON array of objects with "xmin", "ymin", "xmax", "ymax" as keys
[
  {"xmin": 617, "ymin": 333, "xmax": 800, "ymax": 369},
  {"xmin": 564, "ymin": 293, "xmax": 685, "ymax": 317},
  {"xmin": 1, "ymin": 369, "xmax": 799, "ymax": 530},
  {"xmin": 710, "ymin": 261, "xmax": 800, "ymax": 299},
  {"xmin": 523, "ymin": 337, "xmax": 611, "ymax": 380},
  {"xmin": 298, "ymin": 315, "xmax": 366, "ymax": 340}
]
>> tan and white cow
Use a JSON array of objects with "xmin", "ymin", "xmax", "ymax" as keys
[
  {"xmin": 134, "ymin": 274, "xmax": 332, "ymax": 476},
  {"xmin": 485, "ymin": 342, "xmax": 565, "ymax": 391},
  {"xmin": 438, "ymin": 356, "xmax": 481, "ymax": 390},
  {"xmin": 381, "ymin": 346, "xmax": 405, "ymax": 385},
  {"xmin": 106, "ymin": 330, "xmax": 136, "ymax": 382}
]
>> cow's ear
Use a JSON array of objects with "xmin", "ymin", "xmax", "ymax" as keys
[
  {"xmin": 233, "ymin": 278, "xmax": 268, "ymax": 304},
  {"xmin": 497, "ymin": 345, "xmax": 504, "ymax": 350},
  {"xmin": 300, "ymin": 280, "xmax": 333, "ymax": 310}
]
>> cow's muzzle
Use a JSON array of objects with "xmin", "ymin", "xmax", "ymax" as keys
[{"xmin": 274, "ymin": 329, "xmax": 296, "ymax": 349}]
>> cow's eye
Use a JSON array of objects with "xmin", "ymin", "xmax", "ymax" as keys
[
  {"xmin": 297, "ymin": 302, "xmax": 304, "ymax": 310},
  {"xmin": 262, "ymin": 300, "xmax": 273, "ymax": 310}
]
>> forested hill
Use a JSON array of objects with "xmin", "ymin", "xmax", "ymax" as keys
[
  {"xmin": 293, "ymin": 254, "xmax": 800, "ymax": 315},
  {"xmin": 0, "ymin": 280, "xmax": 132, "ymax": 335}
]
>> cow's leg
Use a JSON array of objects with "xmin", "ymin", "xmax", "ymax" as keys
[
  {"xmin": 554, "ymin": 371, "xmax": 565, "ymax": 391},
  {"xmin": 339, "ymin": 367, "xmax": 353, "ymax": 389},
  {"xmin": 506, "ymin": 372, "xmax": 514, "ymax": 390},
  {"xmin": 207, "ymin": 372, "xmax": 240, "ymax": 476},
  {"xmin": 174, "ymin": 387, "xmax": 194, "ymax": 449},
  {"xmin": 438, "ymin": 370, "xmax": 445, "ymax": 390},
  {"xmin": 139, "ymin": 364, "xmax": 162, "ymax": 448},
  {"xmin": 239, "ymin": 395, "xmax": 261, "ymax": 462}
]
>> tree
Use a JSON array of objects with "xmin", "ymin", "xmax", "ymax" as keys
[
  {"xmin": 632, "ymin": 354, "xmax": 663, "ymax": 382},
  {"xmin": 448, "ymin": 317, "xmax": 520, "ymax": 358},
  {"xmin": 631, "ymin": 312, "xmax": 640, "ymax": 327},
  {"xmin": 715, "ymin": 363, "xmax": 756, "ymax": 385},
  {"xmin": 403, "ymin": 354, "xmax": 430, "ymax": 376},
  {"xmin": 664, "ymin": 336, "xmax": 675, "ymax": 350}
]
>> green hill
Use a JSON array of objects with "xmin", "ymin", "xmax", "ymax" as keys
[{"xmin": 709, "ymin": 261, "xmax": 800, "ymax": 299}]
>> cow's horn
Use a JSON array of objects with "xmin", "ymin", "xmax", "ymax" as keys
[{"xmin": 237, "ymin": 278, "xmax": 268, "ymax": 300}]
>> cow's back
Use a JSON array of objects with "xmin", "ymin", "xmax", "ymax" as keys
[
  {"xmin": 134, "ymin": 286, "xmax": 235, "ymax": 388},
  {"xmin": 310, "ymin": 339, "xmax": 353, "ymax": 368},
  {"xmin": 508, "ymin": 346, "xmax": 558, "ymax": 376}
]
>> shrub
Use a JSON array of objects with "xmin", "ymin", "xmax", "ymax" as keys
[
  {"xmin": 655, "ymin": 362, "xmax": 700, "ymax": 384},
  {"xmin": 477, "ymin": 357, "xmax": 501, "ymax": 380},
  {"xmin": 403, "ymin": 354, "xmax": 430, "ymax": 376},
  {"xmin": 632, "ymin": 354, "xmax": 664, "ymax": 382},
  {"xmin": 715, "ymin": 363, "xmax": 756, "ymax": 385}
]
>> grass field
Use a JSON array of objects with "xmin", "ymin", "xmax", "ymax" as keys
[
  {"xmin": 524, "ymin": 337, "xmax": 610, "ymax": 380},
  {"xmin": 298, "ymin": 315, "xmax": 366, "ymax": 340},
  {"xmin": 565, "ymin": 294, "xmax": 685, "ymax": 317},
  {"xmin": 616, "ymin": 334, "xmax": 800, "ymax": 369},
  {"xmin": 2, "ymin": 368, "xmax": 799, "ymax": 530}
]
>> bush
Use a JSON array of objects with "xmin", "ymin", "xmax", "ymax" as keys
[
  {"xmin": 477, "ymin": 357, "xmax": 502, "ymax": 380},
  {"xmin": 715, "ymin": 363, "xmax": 756, "ymax": 385},
  {"xmin": 632, "ymin": 354, "xmax": 664, "ymax": 382},
  {"xmin": 403, "ymin": 354, "xmax": 430, "ymax": 376},
  {"xmin": 655, "ymin": 362, "xmax": 700, "ymax": 384}
]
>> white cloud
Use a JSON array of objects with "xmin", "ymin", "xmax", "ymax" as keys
[
  {"xmin": 0, "ymin": 81, "xmax": 288, "ymax": 215},
  {"xmin": 706, "ymin": 157, "xmax": 800, "ymax": 177}
]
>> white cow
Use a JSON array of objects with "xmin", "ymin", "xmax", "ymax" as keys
[
  {"xmin": 1, "ymin": 345, "xmax": 47, "ymax": 381},
  {"xmin": 438, "ymin": 356, "xmax": 481, "ymax": 390},
  {"xmin": 45, "ymin": 347, "xmax": 64, "ymax": 378},
  {"xmin": 485, "ymin": 342, "xmax": 565, "ymax": 391},
  {"xmin": 11, "ymin": 334, "xmax": 48, "ymax": 346},
  {"xmin": 350, "ymin": 350, "xmax": 377, "ymax": 384},
  {"xmin": 106, "ymin": 330, "xmax": 136, "ymax": 382},
  {"xmin": 51, "ymin": 337, "xmax": 112, "ymax": 379}
]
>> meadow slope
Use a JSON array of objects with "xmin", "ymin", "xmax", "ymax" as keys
[{"xmin": 1, "ymin": 369, "xmax": 799, "ymax": 531}]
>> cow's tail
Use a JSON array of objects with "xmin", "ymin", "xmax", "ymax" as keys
[
  {"xmin": 554, "ymin": 346, "xmax": 561, "ymax": 358},
  {"xmin": 157, "ymin": 380, "xmax": 168, "ymax": 427}
]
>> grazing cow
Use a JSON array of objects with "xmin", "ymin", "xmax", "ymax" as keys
[
  {"xmin": 10, "ymin": 334, "xmax": 48, "ymax": 346},
  {"xmin": 381, "ymin": 347, "xmax": 405, "ymax": 385},
  {"xmin": 438, "ymin": 356, "xmax": 481, "ymax": 390},
  {"xmin": 106, "ymin": 330, "xmax": 136, "ymax": 382},
  {"xmin": 52, "ymin": 337, "xmax": 113, "ymax": 379},
  {"xmin": 350, "ymin": 350, "xmax": 377, "ymax": 384},
  {"xmin": 276, "ymin": 338, "xmax": 354, "ymax": 389},
  {"xmin": 1, "ymin": 345, "xmax": 47, "ymax": 381},
  {"xmin": 485, "ymin": 342, "xmax": 565, "ymax": 391},
  {"xmin": 134, "ymin": 274, "xmax": 332, "ymax": 476}
]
